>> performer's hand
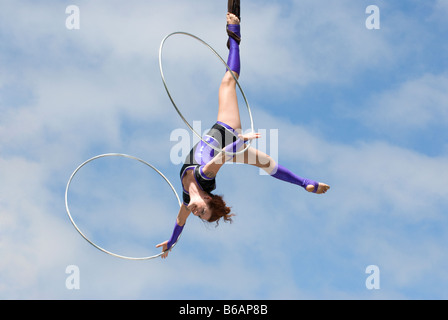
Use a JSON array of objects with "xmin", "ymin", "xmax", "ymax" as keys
[
  {"xmin": 238, "ymin": 132, "xmax": 261, "ymax": 141},
  {"xmin": 156, "ymin": 241, "xmax": 170, "ymax": 259}
]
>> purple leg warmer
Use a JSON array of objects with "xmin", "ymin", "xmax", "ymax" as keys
[
  {"xmin": 271, "ymin": 164, "xmax": 319, "ymax": 193},
  {"xmin": 227, "ymin": 24, "xmax": 241, "ymax": 75}
]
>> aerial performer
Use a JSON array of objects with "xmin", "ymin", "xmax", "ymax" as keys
[{"xmin": 156, "ymin": 0, "xmax": 330, "ymax": 258}]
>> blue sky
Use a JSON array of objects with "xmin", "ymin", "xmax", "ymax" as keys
[{"xmin": 1, "ymin": 0, "xmax": 448, "ymax": 299}]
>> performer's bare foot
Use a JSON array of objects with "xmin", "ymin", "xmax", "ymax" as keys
[
  {"xmin": 306, "ymin": 183, "xmax": 330, "ymax": 194},
  {"xmin": 227, "ymin": 12, "xmax": 240, "ymax": 25}
]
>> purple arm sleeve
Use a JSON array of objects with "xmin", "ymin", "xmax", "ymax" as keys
[
  {"xmin": 167, "ymin": 221, "xmax": 184, "ymax": 250},
  {"xmin": 224, "ymin": 138, "xmax": 245, "ymax": 155}
]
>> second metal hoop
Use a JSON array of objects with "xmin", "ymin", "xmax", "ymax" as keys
[{"xmin": 65, "ymin": 153, "xmax": 182, "ymax": 261}]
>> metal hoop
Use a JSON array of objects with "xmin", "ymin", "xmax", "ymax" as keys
[
  {"xmin": 65, "ymin": 153, "xmax": 182, "ymax": 261},
  {"xmin": 159, "ymin": 31, "xmax": 255, "ymax": 156}
]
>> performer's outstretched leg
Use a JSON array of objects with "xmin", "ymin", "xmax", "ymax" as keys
[
  {"xmin": 218, "ymin": 12, "xmax": 242, "ymax": 131},
  {"xmin": 221, "ymin": 3, "xmax": 330, "ymax": 195},
  {"xmin": 233, "ymin": 147, "xmax": 330, "ymax": 194}
]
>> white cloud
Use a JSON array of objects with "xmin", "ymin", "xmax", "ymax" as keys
[
  {"xmin": 432, "ymin": 0, "xmax": 448, "ymax": 25},
  {"xmin": 361, "ymin": 73, "xmax": 448, "ymax": 132},
  {"xmin": 242, "ymin": 0, "xmax": 394, "ymax": 93}
]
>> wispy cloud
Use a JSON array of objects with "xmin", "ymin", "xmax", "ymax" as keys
[{"xmin": 361, "ymin": 73, "xmax": 448, "ymax": 131}]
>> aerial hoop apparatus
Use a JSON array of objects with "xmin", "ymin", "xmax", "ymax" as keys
[
  {"xmin": 64, "ymin": 153, "xmax": 182, "ymax": 261},
  {"xmin": 159, "ymin": 31, "xmax": 255, "ymax": 156}
]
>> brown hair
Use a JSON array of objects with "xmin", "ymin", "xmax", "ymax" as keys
[{"xmin": 207, "ymin": 193, "xmax": 234, "ymax": 226}]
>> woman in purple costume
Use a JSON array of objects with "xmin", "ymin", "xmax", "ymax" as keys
[{"xmin": 157, "ymin": 2, "xmax": 330, "ymax": 258}]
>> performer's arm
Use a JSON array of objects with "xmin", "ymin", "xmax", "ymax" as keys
[
  {"xmin": 202, "ymin": 132, "xmax": 261, "ymax": 178},
  {"xmin": 156, "ymin": 204, "xmax": 191, "ymax": 259}
]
